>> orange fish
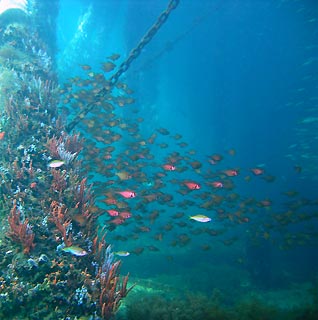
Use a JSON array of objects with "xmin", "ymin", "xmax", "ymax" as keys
[
  {"xmin": 30, "ymin": 182, "xmax": 37, "ymax": 189},
  {"xmin": 0, "ymin": 132, "xmax": 5, "ymax": 140},
  {"xmin": 184, "ymin": 181, "xmax": 201, "ymax": 190}
]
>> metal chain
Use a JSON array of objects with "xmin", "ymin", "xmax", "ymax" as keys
[{"xmin": 66, "ymin": 0, "xmax": 180, "ymax": 132}]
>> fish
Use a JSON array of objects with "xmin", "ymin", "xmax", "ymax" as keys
[
  {"xmin": 117, "ymin": 191, "xmax": 137, "ymax": 198},
  {"xmin": 106, "ymin": 209, "xmax": 119, "ymax": 217},
  {"xmin": 109, "ymin": 217, "xmax": 125, "ymax": 225},
  {"xmin": 189, "ymin": 161, "xmax": 202, "ymax": 169},
  {"xmin": 115, "ymin": 171, "xmax": 131, "ymax": 180},
  {"xmin": 189, "ymin": 215, "xmax": 211, "ymax": 223},
  {"xmin": 119, "ymin": 211, "xmax": 132, "ymax": 219},
  {"xmin": 163, "ymin": 164, "xmax": 176, "ymax": 171},
  {"xmin": 250, "ymin": 168, "xmax": 264, "ymax": 175},
  {"xmin": 223, "ymin": 169, "xmax": 238, "ymax": 177},
  {"xmin": 157, "ymin": 128, "xmax": 170, "ymax": 135},
  {"xmin": 107, "ymin": 53, "xmax": 121, "ymax": 61},
  {"xmin": 48, "ymin": 160, "xmax": 65, "ymax": 168},
  {"xmin": 211, "ymin": 181, "xmax": 223, "ymax": 188},
  {"xmin": 101, "ymin": 61, "xmax": 116, "ymax": 72},
  {"xmin": 184, "ymin": 181, "xmax": 201, "ymax": 190},
  {"xmin": 80, "ymin": 64, "xmax": 92, "ymax": 70},
  {"xmin": 62, "ymin": 246, "xmax": 88, "ymax": 256},
  {"xmin": 114, "ymin": 251, "xmax": 130, "ymax": 257}
]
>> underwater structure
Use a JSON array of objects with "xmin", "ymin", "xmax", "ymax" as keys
[{"xmin": 0, "ymin": 1, "xmax": 133, "ymax": 319}]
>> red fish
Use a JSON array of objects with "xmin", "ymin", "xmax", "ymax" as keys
[
  {"xmin": 163, "ymin": 164, "xmax": 176, "ymax": 171},
  {"xmin": 184, "ymin": 181, "xmax": 201, "ymax": 190},
  {"xmin": 106, "ymin": 209, "xmax": 119, "ymax": 217},
  {"xmin": 211, "ymin": 181, "xmax": 223, "ymax": 188},
  {"xmin": 223, "ymin": 169, "xmax": 238, "ymax": 177},
  {"xmin": 251, "ymin": 168, "xmax": 264, "ymax": 175},
  {"xmin": 117, "ymin": 191, "xmax": 136, "ymax": 198}
]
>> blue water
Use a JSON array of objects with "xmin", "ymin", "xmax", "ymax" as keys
[{"xmin": 56, "ymin": 0, "xmax": 318, "ymax": 314}]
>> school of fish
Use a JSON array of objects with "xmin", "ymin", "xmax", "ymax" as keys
[{"xmin": 58, "ymin": 56, "xmax": 318, "ymax": 260}]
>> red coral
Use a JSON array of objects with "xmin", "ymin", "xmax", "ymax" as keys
[
  {"xmin": 49, "ymin": 201, "xmax": 72, "ymax": 247},
  {"xmin": 95, "ymin": 240, "xmax": 135, "ymax": 319},
  {"xmin": 51, "ymin": 168, "xmax": 67, "ymax": 193},
  {"xmin": 47, "ymin": 136, "xmax": 60, "ymax": 158},
  {"xmin": 7, "ymin": 201, "xmax": 35, "ymax": 254}
]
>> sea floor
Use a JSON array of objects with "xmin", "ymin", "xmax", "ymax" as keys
[{"xmin": 117, "ymin": 275, "xmax": 317, "ymax": 320}]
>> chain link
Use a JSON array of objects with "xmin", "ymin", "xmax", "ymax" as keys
[{"xmin": 67, "ymin": 0, "xmax": 180, "ymax": 132}]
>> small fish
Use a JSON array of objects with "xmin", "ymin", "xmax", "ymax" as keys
[
  {"xmin": 106, "ymin": 209, "xmax": 119, "ymax": 217},
  {"xmin": 189, "ymin": 161, "xmax": 202, "ymax": 170},
  {"xmin": 115, "ymin": 171, "xmax": 131, "ymax": 180},
  {"xmin": 30, "ymin": 182, "xmax": 37, "ymax": 189},
  {"xmin": 184, "ymin": 181, "xmax": 201, "ymax": 190},
  {"xmin": 250, "ymin": 168, "xmax": 264, "ymax": 175},
  {"xmin": 117, "ymin": 191, "xmax": 136, "ymax": 198},
  {"xmin": 0, "ymin": 132, "xmax": 5, "ymax": 140},
  {"xmin": 258, "ymin": 199, "xmax": 272, "ymax": 207},
  {"xmin": 107, "ymin": 53, "xmax": 121, "ymax": 61},
  {"xmin": 223, "ymin": 169, "xmax": 238, "ymax": 177},
  {"xmin": 119, "ymin": 211, "xmax": 132, "ymax": 219},
  {"xmin": 80, "ymin": 64, "xmax": 92, "ymax": 70},
  {"xmin": 163, "ymin": 164, "xmax": 176, "ymax": 171},
  {"xmin": 101, "ymin": 61, "xmax": 116, "ymax": 72},
  {"xmin": 114, "ymin": 251, "xmax": 130, "ymax": 257},
  {"xmin": 109, "ymin": 217, "xmax": 125, "ymax": 225},
  {"xmin": 62, "ymin": 246, "xmax": 88, "ymax": 256},
  {"xmin": 48, "ymin": 160, "xmax": 65, "ymax": 168},
  {"xmin": 211, "ymin": 181, "xmax": 223, "ymax": 188},
  {"xmin": 189, "ymin": 215, "xmax": 211, "ymax": 223}
]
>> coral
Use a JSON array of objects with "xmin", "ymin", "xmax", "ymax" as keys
[
  {"xmin": 0, "ymin": 13, "xmax": 134, "ymax": 320},
  {"xmin": 47, "ymin": 132, "xmax": 83, "ymax": 164},
  {"xmin": 50, "ymin": 168, "xmax": 67, "ymax": 196},
  {"xmin": 94, "ymin": 241, "xmax": 135, "ymax": 319},
  {"xmin": 0, "ymin": 44, "xmax": 28, "ymax": 65},
  {"xmin": 49, "ymin": 200, "xmax": 72, "ymax": 247},
  {"xmin": 7, "ymin": 201, "xmax": 35, "ymax": 254}
]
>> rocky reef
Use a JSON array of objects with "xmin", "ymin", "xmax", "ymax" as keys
[{"xmin": 0, "ymin": 6, "xmax": 132, "ymax": 320}]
